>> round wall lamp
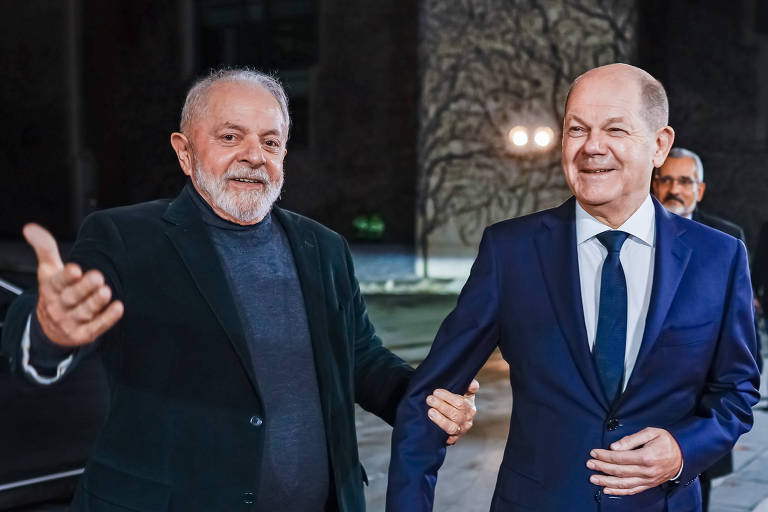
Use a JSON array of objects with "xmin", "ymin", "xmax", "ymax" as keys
[
  {"xmin": 508, "ymin": 126, "xmax": 528, "ymax": 147},
  {"xmin": 507, "ymin": 124, "xmax": 556, "ymax": 154},
  {"xmin": 533, "ymin": 127, "xmax": 554, "ymax": 148}
]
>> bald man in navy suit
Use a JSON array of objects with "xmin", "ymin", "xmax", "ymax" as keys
[{"xmin": 387, "ymin": 64, "xmax": 760, "ymax": 512}]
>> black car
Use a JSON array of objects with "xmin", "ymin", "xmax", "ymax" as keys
[{"xmin": 0, "ymin": 268, "xmax": 108, "ymax": 510}]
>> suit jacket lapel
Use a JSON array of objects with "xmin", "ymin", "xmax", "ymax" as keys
[
  {"xmin": 161, "ymin": 188, "xmax": 259, "ymax": 393},
  {"xmin": 534, "ymin": 198, "xmax": 609, "ymax": 411},
  {"xmin": 626, "ymin": 199, "xmax": 691, "ymax": 386},
  {"xmin": 272, "ymin": 207, "xmax": 336, "ymax": 421}
]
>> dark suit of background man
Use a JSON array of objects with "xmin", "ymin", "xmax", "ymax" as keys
[
  {"xmin": 387, "ymin": 63, "xmax": 760, "ymax": 512},
  {"xmin": 652, "ymin": 146, "xmax": 755, "ymax": 511},
  {"xmin": 755, "ymin": 222, "xmax": 768, "ymax": 322},
  {"xmin": 0, "ymin": 69, "xmax": 479, "ymax": 511}
]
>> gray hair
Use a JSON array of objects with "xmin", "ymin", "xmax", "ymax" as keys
[
  {"xmin": 180, "ymin": 68, "xmax": 290, "ymax": 140},
  {"xmin": 639, "ymin": 76, "xmax": 669, "ymax": 131},
  {"xmin": 667, "ymin": 147, "xmax": 704, "ymax": 182},
  {"xmin": 565, "ymin": 64, "xmax": 669, "ymax": 131}
]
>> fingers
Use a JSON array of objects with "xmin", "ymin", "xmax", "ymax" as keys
[
  {"xmin": 47, "ymin": 264, "xmax": 83, "ymax": 293},
  {"xmin": 432, "ymin": 389, "xmax": 466, "ymax": 409},
  {"xmin": 589, "ymin": 428, "xmax": 683, "ymax": 496},
  {"xmin": 590, "ymin": 448, "xmax": 645, "ymax": 466},
  {"xmin": 426, "ymin": 388, "xmax": 476, "ymax": 442},
  {"xmin": 427, "ymin": 407, "xmax": 462, "ymax": 436},
  {"xmin": 59, "ymin": 270, "xmax": 105, "ymax": 308},
  {"xmin": 610, "ymin": 427, "xmax": 659, "ymax": 451},
  {"xmin": 588, "ymin": 455, "xmax": 655, "ymax": 495},
  {"xmin": 589, "ymin": 473, "xmax": 648, "ymax": 490},
  {"xmin": 69, "ymin": 284, "xmax": 112, "ymax": 322},
  {"xmin": 35, "ymin": 265, "xmax": 122, "ymax": 347},
  {"xmin": 466, "ymin": 379, "xmax": 480, "ymax": 395},
  {"xmin": 72, "ymin": 300, "xmax": 124, "ymax": 342},
  {"xmin": 428, "ymin": 389, "xmax": 476, "ymax": 424},
  {"xmin": 587, "ymin": 458, "xmax": 650, "ymax": 478},
  {"xmin": 24, "ymin": 223, "xmax": 64, "ymax": 277},
  {"xmin": 427, "ymin": 395, "xmax": 462, "ymax": 425},
  {"xmin": 603, "ymin": 485, "xmax": 651, "ymax": 496}
]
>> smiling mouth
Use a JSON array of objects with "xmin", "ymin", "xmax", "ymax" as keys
[
  {"xmin": 230, "ymin": 178, "xmax": 266, "ymax": 184},
  {"xmin": 580, "ymin": 168, "xmax": 615, "ymax": 174}
]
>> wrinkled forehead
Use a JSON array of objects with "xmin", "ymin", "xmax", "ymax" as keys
[
  {"xmin": 198, "ymin": 82, "xmax": 287, "ymax": 134},
  {"xmin": 565, "ymin": 73, "xmax": 644, "ymax": 122}
]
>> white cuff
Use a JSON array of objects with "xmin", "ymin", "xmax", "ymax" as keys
[
  {"xmin": 670, "ymin": 460, "xmax": 684, "ymax": 481},
  {"xmin": 21, "ymin": 314, "xmax": 74, "ymax": 385}
]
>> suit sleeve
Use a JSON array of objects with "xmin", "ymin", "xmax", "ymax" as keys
[
  {"xmin": 386, "ymin": 228, "xmax": 501, "ymax": 512},
  {"xmin": 668, "ymin": 239, "xmax": 760, "ymax": 484},
  {"xmin": 343, "ymin": 239, "xmax": 414, "ymax": 425},
  {"xmin": 1, "ymin": 211, "xmax": 126, "ymax": 383}
]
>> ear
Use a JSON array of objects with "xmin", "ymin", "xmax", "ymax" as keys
[
  {"xmin": 651, "ymin": 126, "xmax": 675, "ymax": 168},
  {"xmin": 170, "ymin": 132, "xmax": 194, "ymax": 177},
  {"xmin": 697, "ymin": 182, "xmax": 706, "ymax": 202}
]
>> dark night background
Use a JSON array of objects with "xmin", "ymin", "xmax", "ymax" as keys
[
  {"xmin": 1, "ymin": 0, "xmax": 767, "ymax": 249},
  {"xmin": 0, "ymin": 0, "xmax": 419, "ymax": 245}
]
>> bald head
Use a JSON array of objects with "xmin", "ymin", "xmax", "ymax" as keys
[{"xmin": 566, "ymin": 63, "xmax": 669, "ymax": 131}]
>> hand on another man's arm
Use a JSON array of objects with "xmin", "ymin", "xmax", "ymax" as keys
[
  {"xmin": 426, "ymin": 379, "xmax": 479, "ymax": 445},
  {"xmin": 587, "ymin": 427, "xmax": 682, "ymax": 495}
]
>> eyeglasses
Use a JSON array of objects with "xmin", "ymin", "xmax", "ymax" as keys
[{"xmin": 653, "ymin": 175, "xmax": 699, "ymax": 188}]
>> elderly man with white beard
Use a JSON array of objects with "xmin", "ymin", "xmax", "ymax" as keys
[{"xmin": 0, "ymin": 68, "xmax": 478, "ymax": 512}]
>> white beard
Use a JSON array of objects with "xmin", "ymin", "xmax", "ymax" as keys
[{"xmin": 191, "ymin": 161, "xmax": 283, "ymax": 224}]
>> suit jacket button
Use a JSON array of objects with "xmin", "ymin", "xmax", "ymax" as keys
[
  {"xmin": 241, "ymin": 491, "xmax": 256, "ymax": 504},
  {"xmin": 593, "ymin": 489, "xmax": 601, "ymax": 502},
  {"xmin": 606, "ymin": 418, "xmax": 620, "ymax": 431},
  {"xmin": 249, "ymin": 415, "xmax": 263, "ymax": 427}
]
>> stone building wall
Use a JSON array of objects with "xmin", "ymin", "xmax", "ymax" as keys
[{"xmin": 417, "ymin": 0, "xmax": 637, "ymax": 275}]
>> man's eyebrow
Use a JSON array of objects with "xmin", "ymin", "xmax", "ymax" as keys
[
  {"xmin": 216, "ymin": 122, "xmax": 247, "ymax": 132},
  {"xmin": 565, "ymin": 115, "xmax": 628, "ymax": 126},
  {"xmin": 213, "ymin": 122, "xmax": 283, "ymax": 138},
  {"xmin": 565, "ymin": 114, "xmax": 588, "ymax": 125},
  {"xmin": 260, "ymin": 128, "xmax": 282, "ymax": 137}
]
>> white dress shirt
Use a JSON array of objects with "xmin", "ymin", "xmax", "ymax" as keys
[{"xmin": 576, "ymin": 194, "xmax": 656, "ymax": 390}]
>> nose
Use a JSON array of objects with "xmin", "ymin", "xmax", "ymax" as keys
[
  {"xmin": 582, "ymin": 131, "xmax": 606, "ymax": 156},
  {"xmin": 669, "ymin": 179, "xmax": 682, "ymax": 193},
  {"xmin": 238, "ymin": 137, "xmax": 266, "ymax": 167}
]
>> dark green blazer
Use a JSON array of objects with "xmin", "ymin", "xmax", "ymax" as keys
[{"xmin": 2, "ymin": 187, "xmax": 413, "ymax": 511}]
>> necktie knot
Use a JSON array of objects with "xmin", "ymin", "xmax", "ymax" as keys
[{"xmin": 596, "ymin": 230, "xmax": 629, "ymax": 253}]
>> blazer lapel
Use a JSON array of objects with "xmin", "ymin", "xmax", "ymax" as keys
[
  {"xmin": 162, "ymin": 188, "xmax": 259, "ymax": 392},
  {"xmin": 627, "ymin": 199, "xmax": 692, "ymax": 384},
  {"xmin": 272, "ymin": 207, "xmax": 336, "ymax": 421},
  {"xmin": 534, "ymin": 198, "xmax": 609, "ymax": 411}
]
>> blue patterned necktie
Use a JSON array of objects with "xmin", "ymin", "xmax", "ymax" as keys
[{"xmin": 593, "ymin": 230, "xmax": 629, "ymax": 404}]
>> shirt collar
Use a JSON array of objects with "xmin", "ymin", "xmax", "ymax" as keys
[{"xmin": 575, "ymin": 194, "xmax": 655, "ymax": 247}]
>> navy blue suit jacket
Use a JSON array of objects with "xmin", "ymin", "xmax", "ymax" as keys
[{"xmin": 387, "ymin": 197, "xmax": 760, "ymax": 512}]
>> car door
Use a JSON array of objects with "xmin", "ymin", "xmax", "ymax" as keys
[{"xmin": 0, "ymin": 272, "xmax": 109, "ymax": 510}]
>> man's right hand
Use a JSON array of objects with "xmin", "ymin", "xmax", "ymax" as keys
[{"xmin": 24, "ymin": 223, "xmax": 124, "ymax": 347}]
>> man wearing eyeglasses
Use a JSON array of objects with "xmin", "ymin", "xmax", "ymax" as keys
[
  {"xmin": 652, "ymin": 147, "xmax": 745, "ymax": 242},
  {"xmin": 651, "ymin": 146, "xmax": 748, "ymax": 512}
]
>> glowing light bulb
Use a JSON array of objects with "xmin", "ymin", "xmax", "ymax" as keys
[
  {"xmin": 509, "ymin": 126, "xmax": 528, "ymax": 147},
  {"xmin": 533, "ymin": 127, "xmax": 554, "ymax": 148}
]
